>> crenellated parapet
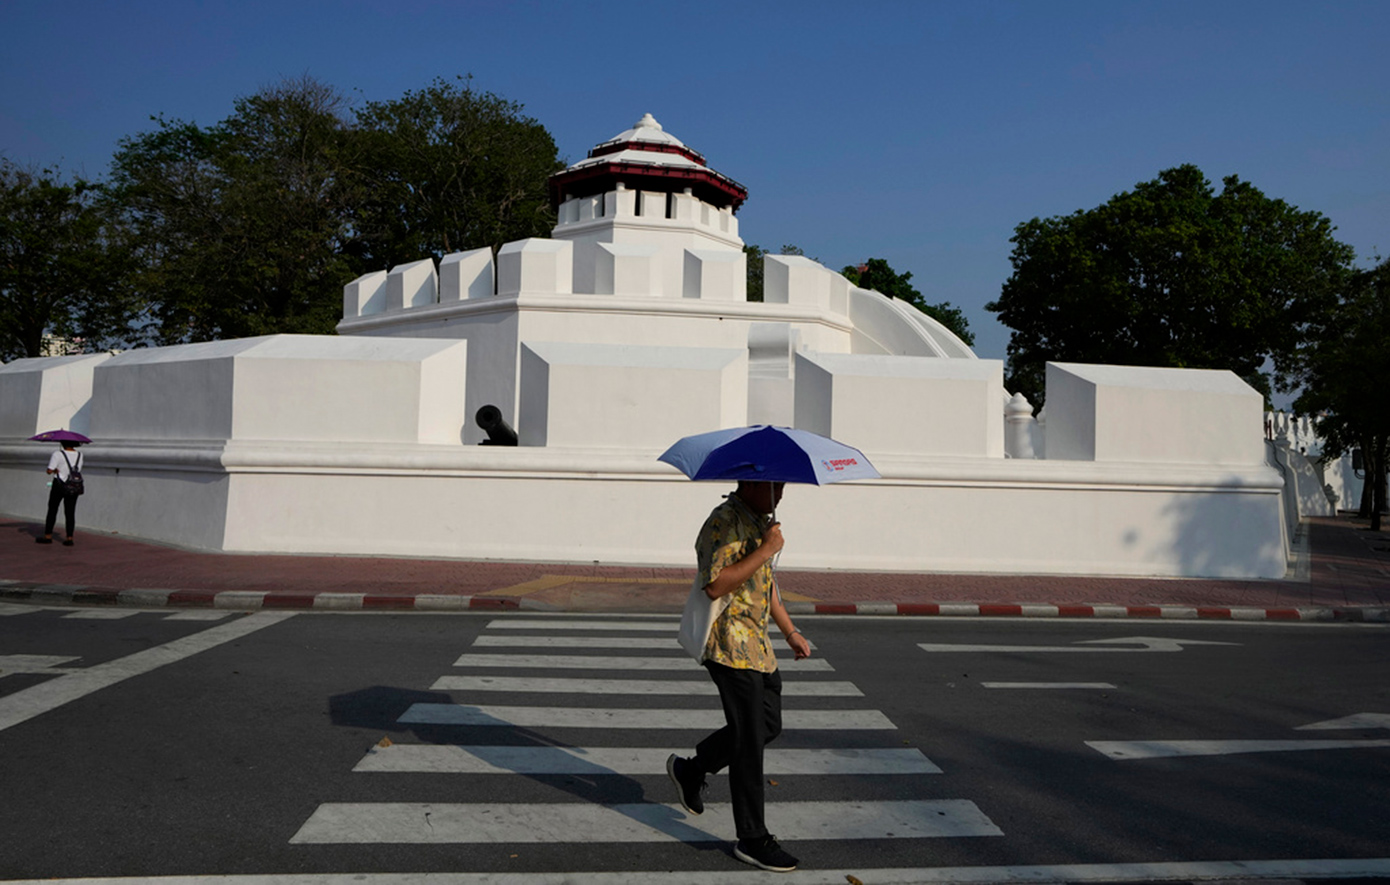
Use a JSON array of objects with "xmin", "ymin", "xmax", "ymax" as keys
[
  {"xmin": 343, "ymin": 248, "xmax": 498, "ymax": 319},
  {"xmin": 553, "ymin": 185, "xmax": 740, "ymax": 244}
]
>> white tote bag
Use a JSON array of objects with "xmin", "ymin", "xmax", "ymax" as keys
[{"xmin": 677, "ymin": 576, "xmax": 730, "ymax": 661}]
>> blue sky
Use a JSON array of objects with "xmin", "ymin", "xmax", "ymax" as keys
[{"xmin": 3, "ymin": 0, "xmax": 1386, "ymax": 361}]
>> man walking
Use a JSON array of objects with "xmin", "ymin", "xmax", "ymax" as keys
[{"xmin": 666, "ymin": 480, "xmax": 811, "ymax": 872}]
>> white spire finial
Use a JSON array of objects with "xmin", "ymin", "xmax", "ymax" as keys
[{"xmin": 634, "ymin": 113, "xmax": 662, "ymax": 131}]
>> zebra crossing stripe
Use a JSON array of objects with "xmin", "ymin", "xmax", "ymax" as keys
[
  {"xmin": 450, "ymin": 653, "xmax": 834, "ymax": 671},
  {"xmin": 982, "ymin": 682, "xmax": 1116, "ymax": 690},
  {"xmin": 397, "ymin": 703, "xmax": 896, "ymax": 730},
  {"xmin": 428, "ymin": 675, "xmax": 862, "ymax": 696},
  {"xmin": 482, "ymin": 619, "xmax": 802, "ymax": 637},
  {"xmin": 473, "ymin": 635, "xmax": 814, "ymax": 650},
  {"xmin": 353, "ymin": 745, "xmax": 941, "ymax": 775},
  {"xmin": 0, "ymin": 655, "xmax": 80, "ymax": 674},
  {"xmin": 475, "ymin": 635, "xmax": 686, "ymax": 649},
  {"xmin": 487, "ymin": 619, "xmax": 678, "ymax": 631},
  {"xmin": 289, "ymin": 799, "xmax": 1000, "ymax": 844},
  {"xmin": 11, "ymin": 858, "xmax": 1390, "ymax": 884}
]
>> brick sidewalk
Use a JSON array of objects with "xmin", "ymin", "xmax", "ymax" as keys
[{"xmin": 1, "ymin": 513, "xmax": 1386, "ymax": 619}]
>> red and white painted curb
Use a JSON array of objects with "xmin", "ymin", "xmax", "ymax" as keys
[
  {"xmin": 2, "ymin": 582, "xmax": 1385, "ymax": 621},
  {"xmin": 783, "ymin": 601, "xmax": 1390, "ymax": 621}
]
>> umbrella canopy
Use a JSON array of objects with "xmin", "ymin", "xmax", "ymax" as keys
[
  {"xmin": 658, "ymin": 425, "xmax": 879, "ymax": 485},
  {"xmin": 28, "ymin": 430, "xmax": 91, "ymax": 444}
]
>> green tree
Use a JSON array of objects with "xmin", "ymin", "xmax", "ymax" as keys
[
  {"xmin": 352, "ymin": 76, "xmax": 562, "ymax": 269},
  {"xmin": 842, "ymin": 257, "xmax": 975, "ymax": 346},
  {"xmin": 1283, "ymin": 257, "xmax": 1390, "ymax": 529},
  {"xmin": 988, "ymin": 164, "xmax": 1354, "ymax": 405},
  {"xmin": 107, "ymin": 76, "xmax": 362, "ymax": 343},
  {"xmin": 0, "ymin": 160, "xmax": 138, "ymax": 361}
]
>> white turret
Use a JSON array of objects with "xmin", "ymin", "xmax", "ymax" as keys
[{"xmin": 549, "ymin": 114, "xmax": 747, "ymax": 296}]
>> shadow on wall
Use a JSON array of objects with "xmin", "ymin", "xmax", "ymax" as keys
[{"xmin": 1160, "ymin": 481, "xmax": 1287, "ymax": 579}]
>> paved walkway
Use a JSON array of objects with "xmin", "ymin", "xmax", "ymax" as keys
[{"xmin": 1, "ymin": 513, "xmax": 1386, "ymax": 620}]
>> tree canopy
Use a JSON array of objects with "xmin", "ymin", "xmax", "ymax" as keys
[
  {"xmin": 1281, "ymin": 257, "xmax": 1390, "ymax": 527},
  {"xmin": 842, "ymin": 257, "xmax": 975, "ymax": 346},
  {"xmin": 0, "ymin": 160, "xmax": 137, "ymax": 362},
  {"xmin": 101, "ymin": 74, "xmax": 562, "ymax": 346},
  {"xmin": 988, "ymin": 164, "xmax": 1354, "ymax": 405},
  {"xmin": 107, "ymin": 76, "xmax": 361, "ymax": 343},
  {"xmin": 352, "ymin": 76, "xmax": 562, "ymax": 270}
]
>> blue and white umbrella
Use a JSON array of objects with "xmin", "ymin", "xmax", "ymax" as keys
[{"xmin": 658, "ymin": 425, "xmax": 879, "ymax": 485}]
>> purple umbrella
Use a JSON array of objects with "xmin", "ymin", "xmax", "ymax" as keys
[
  {"xmin": 659, "ymin": 425, "xmax": 879, "ymax": 485},
  {"xmin": 28, "ymin": 430, "xmax": 91, "ymax": 444}
]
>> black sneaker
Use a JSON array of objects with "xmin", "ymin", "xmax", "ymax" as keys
[
  {"xmin": 666, "ymin": 754, "xmax": 706, "ymax": 815},
  {"xmin": 734, "ymin": 834, "xmax": 798, "ymax": 872}
]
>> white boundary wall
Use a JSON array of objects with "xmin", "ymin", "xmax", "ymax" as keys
[
  {"xmin": 0, "ymin": 441, "xmax": 1285, "ymax": 577},
  {"xmin": 0, "ymin": 339, "xmax": 1288, "ymax": 578}
]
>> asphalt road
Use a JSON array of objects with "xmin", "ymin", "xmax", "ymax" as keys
[{"xmin": 1, "ymin": 605, "xmax": 1387, "ymax": 883}]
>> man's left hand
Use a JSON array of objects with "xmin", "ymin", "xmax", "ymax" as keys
[{"xmin": 788, "ymin": 632, "xmax": 811, "ymax": 660}]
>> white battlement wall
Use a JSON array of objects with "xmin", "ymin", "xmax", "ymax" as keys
[{"xmin": 0, "ymin": 337, "xmax": 1287, "ymax": 576}]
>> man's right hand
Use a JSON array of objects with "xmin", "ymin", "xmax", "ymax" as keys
[{"xmin": 761, "ymin": 521, "xmax": 785, "ymax": 557}]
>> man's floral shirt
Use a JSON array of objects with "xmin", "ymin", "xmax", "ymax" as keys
[{"xmin": 696, "ymin": 494, "xmax": 777, "ymax": 673}]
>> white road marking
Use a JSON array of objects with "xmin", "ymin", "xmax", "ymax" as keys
[
  {"xmin": 288, "ymin": 799, "xmax": 1000, "ymax": 844},
  {"xmin": 62, "ymin": 609, "xmax": 140, "ymax": 619},
  {"xmin": 920, "ymin": 636, "xmax": 1239, "ymax": 654},
  {"xmin": 163, "ymin": 611, "xmax": 232, "ymax": 621},
  {"xmin": 1088, "ymin": 738, "xmax": 1390, "ymax": 759},
  {"xmin": 398, "ymin": 703, "xmax": 896, "ymax": 730},
  {"xmin": 0, "ymin": 604, "xmax": 43, "ymax": 616},
  {"xmin": 981, "ymin": 682, "xmax": 1116, "ymax": 689},
  {"xmin": 429, "ymin": 675, "xmax": 862, "ymax": 696},
  {"xmin": 487, "ymin": 619, "xmax": 679, "ymax": 631},
  {"xmin": 353, "ymin": 745, "xmax": 941, "ymax": 775},
  {"xmin": 451, "ymin": 653, "xmax": 834, "ymax": 671},
  {"xmin": 8, "ymin": 858, "xmax": 1390, "ymax": 884},
  {"xmin": 1081, "ymin": 636, "xmax": 1238, "ymax": 651},
  {"xmin": 0, "ymin": 611, "xmax": 296, "ymax": 733},
  {"xmin": 1298, "ymin": 712, "xmax": 1390, "ymax": 730},
  {"xmin": 475, "ymin": 635, "xmax": 815, "ymax": 650},
  {"xmin": 476, "ymin": 635, "xmax": 687, "ymax": 649},
  {"xmin": 0, "ymin": 654, "xmax": 80, "ymax": 674},
  {"xmin": 483, "ymin": 619, "xmax": 801, "ymax": 637}
]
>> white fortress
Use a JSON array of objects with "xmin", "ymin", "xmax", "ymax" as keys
[{"xmin": 0, "ymin": 115, "xmax": 1293, "ymax": 577}]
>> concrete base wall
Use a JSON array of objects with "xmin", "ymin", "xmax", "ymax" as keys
[{"xmin": 0, "ymin": 441, "xmax": 1286, "ymax": 578}]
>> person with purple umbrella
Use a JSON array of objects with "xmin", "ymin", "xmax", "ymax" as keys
[
  {"xmin": 37, "ymin": 438, "xmax": 84, "ymax": 546},
  {"xmin": 657, "ymin": 425, "xmax": 878, "ymax": 872},
  {"xmin": 665, "ymin": 479, "xmax": 811, "ymax": 873}
]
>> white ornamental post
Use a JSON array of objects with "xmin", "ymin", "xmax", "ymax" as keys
[{"xmin": 1005, "ymin": 392, "xmax": 1037, "ymax": 459}]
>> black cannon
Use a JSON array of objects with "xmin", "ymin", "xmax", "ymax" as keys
[{"xmin": 476, "ymin": 404, "xmax": 518, "ymax": 446}]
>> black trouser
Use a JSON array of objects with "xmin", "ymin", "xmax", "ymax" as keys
[
  {"xmin": 693, "ymin": 661, "xmax": 783, "ymax": 840},
  {"xmin": 43, "ymin": 481, "xmax": 76, "ymax": 538}
]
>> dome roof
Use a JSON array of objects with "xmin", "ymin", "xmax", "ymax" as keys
[
  {"xmin": 549, "ymin": 114, "xmax": 747, "ymax": 212},
  {"xmin": 594, "ymin": 113, "xmax": 689, "ymax": 151}
]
